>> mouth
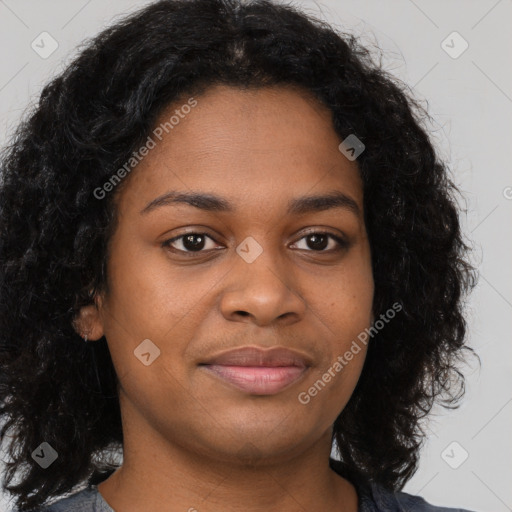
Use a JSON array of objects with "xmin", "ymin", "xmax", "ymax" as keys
[
  {"xmin": 198, "ymin": 346, "xmax": 311, "ymax": 395},
  {"xmin": 200, "ymin": 364, "xmax": 309, "ymax": 395}
]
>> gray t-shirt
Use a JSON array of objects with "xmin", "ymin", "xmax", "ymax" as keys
[{"xmin": 12, "ymin": 477, "xmax": 477, "ymax": 512}]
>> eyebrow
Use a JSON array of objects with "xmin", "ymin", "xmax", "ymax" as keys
[{"xmin": 139, "ymin": 190, "xmax": 361, "ymax": 217}]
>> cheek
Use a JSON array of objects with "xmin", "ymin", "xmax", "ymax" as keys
[
  {"xmin": 102, "ymin": 243, "xmax": 229, "ymax": 383},
  {"xmin": 305, "ymin": 249, "xmax": 373, "ymax": 397},
  {"xmin": 105, "ymin": 242, "xmax": 197, "ymax": 335},
  {"xmin": 296, "ymin": 345, "xmax": 367, "ymax": 427},
  {"xmin": 322, "ymin": 256, "xmax": 374, "ymax": 334}
]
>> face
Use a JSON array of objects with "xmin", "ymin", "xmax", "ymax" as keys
[{"xmin": 79, "ymin": 84, "xmax": 374, "ymax": 464}]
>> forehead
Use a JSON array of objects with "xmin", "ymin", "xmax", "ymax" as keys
[{"xmin": 116, "ymin": 84, "xmax": 364, "ymax": 216}]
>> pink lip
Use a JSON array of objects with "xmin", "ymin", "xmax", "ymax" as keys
[
  {"xmin": 202, "ymin": 364, "xmax": 308, "ymax": 395},
  {"xmin": 199, "ymin": 346, "xmax": 311, "ymax": 395}
]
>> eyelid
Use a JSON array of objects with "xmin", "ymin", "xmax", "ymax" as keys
[
  {"xmin": 161, "ymin": 231, "xmax": 221, "ymax": 255},
  {"xmin": 161, "ymin": 228, "xmax": 349, "ymax": 255},
  {"xmin": 291, "ymin": 230, "xmax": 349, "ymax": 252}
]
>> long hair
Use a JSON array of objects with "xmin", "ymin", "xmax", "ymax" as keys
[{"xmin": 0, "ymin": 0, "xmax": 478, "ymax": 509}]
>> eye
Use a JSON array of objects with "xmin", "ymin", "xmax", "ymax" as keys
[
  {"xmin": 291, "ymin": 232, "xmax": 349, "ymax": 253},
  {"xmin": 162, "ymin": 232, "xmax": 220, "ymax": 255},
  {"xmin": 162, "ymin": 230, "xmax": 348, "ymax": 256}
]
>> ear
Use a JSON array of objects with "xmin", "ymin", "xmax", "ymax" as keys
[{"xmin": 72, "ymin": 302, "xmax": 105, "ymax": 341}]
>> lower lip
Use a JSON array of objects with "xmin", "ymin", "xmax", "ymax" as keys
[{"xmin": 201, "ymin": 365, "xmax": 308, "ymax": 395}]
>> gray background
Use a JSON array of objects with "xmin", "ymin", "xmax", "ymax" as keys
[{"xmin": 0, "ymin": 1, "xmax": 511, "ymax": 511}]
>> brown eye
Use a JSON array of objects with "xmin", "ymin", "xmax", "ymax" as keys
[
  {"xmin": 292, "ymin": 232, "xmax": 348, "ymax": 252},
  {"xmin": 162, "ymin": 233, "xmax": 219, "ymax": 254},
  {"xmin": 162, "ymin": 230, "xmax": 349, "ymax": 257}
]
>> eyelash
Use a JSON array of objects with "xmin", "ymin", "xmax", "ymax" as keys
[{"xmin": 161, "ymin": 231, "xmax": 349, "ymax": 256}]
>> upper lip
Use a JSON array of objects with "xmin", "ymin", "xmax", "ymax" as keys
[{"xmin": 200, "ymin": 346, "xmax": 312, "ymax": 368}]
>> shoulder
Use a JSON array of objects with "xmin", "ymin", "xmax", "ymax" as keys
[
  {"xmin": 9, "ymin": 486, "xmax": 113, "ymax": 512},
  {"xmin": 329, "ymin": 457, "xmax": 476, "ymax": 512},
  {"xmin": 366, "ymin": 481, "xmax": 477, "ymax": 512}
]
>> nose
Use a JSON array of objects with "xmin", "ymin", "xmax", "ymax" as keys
[{"xmin": 219, "ymin": 245, "xmax": 306, "ymax": 327}]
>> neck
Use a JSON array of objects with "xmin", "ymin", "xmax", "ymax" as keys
[{"xmin": 97, "ymin": 429, "xmax": 358, "ymax": 512}]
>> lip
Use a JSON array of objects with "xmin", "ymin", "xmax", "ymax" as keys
[{"xmin": 199, "ymin": 346, "xmax": 312, "ymax": 395}]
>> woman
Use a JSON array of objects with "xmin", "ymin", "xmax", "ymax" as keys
[{"xmin": 0, "ymin": 0, "xmax": 479, "ymax": 510}]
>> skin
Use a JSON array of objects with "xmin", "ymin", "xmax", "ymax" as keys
[{"xmin": 74, "ymin": 84, "xmax": 374, "ymax": 512}]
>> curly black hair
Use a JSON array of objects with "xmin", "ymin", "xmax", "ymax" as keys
[{"xmin": 0, "ymin": 0, "xmax": 479, "ymax": 510}]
